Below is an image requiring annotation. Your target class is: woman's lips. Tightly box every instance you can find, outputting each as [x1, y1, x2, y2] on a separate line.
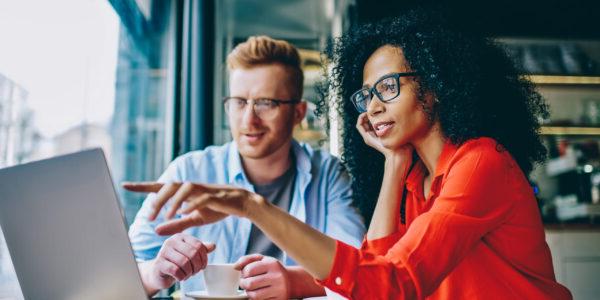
[373, 121, 395, 137]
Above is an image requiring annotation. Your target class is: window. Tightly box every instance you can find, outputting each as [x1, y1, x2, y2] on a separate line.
[0, 1, 176, 298]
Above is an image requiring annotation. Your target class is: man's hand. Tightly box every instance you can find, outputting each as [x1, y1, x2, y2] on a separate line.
[142, 233, 215, 294]
[234, 254, 290, 300]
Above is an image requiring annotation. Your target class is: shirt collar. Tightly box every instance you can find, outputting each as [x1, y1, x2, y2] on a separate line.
[227, 139, 312, 184]
[404, 140, 458, 195]
[227, 142, 245, 184]
[433, 140, 459, 178]
[404, 160, 423, 194]
[291, 140, 312, 176]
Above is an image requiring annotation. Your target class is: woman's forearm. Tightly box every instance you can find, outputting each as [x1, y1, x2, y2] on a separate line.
[367, 156, 410, 240]
[246, 198, 337, 280]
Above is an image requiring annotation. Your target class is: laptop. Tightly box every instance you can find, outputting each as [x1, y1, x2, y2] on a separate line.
[0, 149, 148, 300]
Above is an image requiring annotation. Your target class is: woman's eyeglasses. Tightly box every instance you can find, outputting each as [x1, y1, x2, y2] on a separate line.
[350, 72, 418, 113]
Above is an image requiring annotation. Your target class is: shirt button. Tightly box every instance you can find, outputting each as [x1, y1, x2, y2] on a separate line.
[335, 277, 342, 285]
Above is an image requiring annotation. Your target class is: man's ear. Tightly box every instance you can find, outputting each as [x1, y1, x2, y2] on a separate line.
[293, 101, 308, 125]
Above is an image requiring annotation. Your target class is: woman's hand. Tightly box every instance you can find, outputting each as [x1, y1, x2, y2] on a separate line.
[357, 113, 416, 240]
[356, 112, 390, 155]
[356, 112, 414, 166]
[122, 182, 265, 235]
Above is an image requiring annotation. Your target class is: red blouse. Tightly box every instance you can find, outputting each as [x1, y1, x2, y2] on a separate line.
[318, 138, 572, 299]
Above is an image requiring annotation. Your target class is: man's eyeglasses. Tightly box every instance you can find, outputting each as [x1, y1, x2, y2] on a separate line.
[223, 97, 300, 121]
[350, 72, 418, 113]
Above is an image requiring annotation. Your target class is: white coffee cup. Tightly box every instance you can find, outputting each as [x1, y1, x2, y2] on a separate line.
[203, 264, 241, 296]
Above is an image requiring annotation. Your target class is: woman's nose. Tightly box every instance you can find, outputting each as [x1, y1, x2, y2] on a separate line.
[367, 94, 385, 116]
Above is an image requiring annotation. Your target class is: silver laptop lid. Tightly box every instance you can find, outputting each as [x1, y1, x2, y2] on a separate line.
[0, 149, 147, 300]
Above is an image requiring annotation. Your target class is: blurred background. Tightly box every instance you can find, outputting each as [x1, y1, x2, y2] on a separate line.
[1, 0, 600, 299]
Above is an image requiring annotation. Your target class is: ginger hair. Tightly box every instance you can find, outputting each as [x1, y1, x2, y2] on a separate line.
[227, 36, 304, 98]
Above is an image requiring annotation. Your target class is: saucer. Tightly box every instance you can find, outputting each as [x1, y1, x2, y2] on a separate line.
[185, 290, 248, 300]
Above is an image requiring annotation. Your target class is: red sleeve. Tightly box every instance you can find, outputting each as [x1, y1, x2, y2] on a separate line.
[317, 240, 418, 299]
[317, 142, 518, 299]
[361, 231, 404, 255]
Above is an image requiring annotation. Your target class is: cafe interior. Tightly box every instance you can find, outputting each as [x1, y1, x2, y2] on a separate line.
[1, 0, 600, 299]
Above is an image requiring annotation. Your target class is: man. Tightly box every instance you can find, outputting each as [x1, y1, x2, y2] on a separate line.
[127, 36, 365, 299]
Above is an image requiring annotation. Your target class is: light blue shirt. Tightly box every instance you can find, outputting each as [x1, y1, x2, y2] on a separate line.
[128, 140, 366, 293]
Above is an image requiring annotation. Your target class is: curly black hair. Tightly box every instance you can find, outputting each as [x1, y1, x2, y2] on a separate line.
[317, 7, 549, 224]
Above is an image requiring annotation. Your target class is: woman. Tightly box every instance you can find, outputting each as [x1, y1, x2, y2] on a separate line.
[125, 8, 572, 299]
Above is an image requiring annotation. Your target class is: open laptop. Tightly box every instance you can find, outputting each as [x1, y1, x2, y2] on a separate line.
[0, 149, 148, 300]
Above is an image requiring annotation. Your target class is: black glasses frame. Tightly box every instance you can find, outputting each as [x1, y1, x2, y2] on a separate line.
[350, 72, 418, 113]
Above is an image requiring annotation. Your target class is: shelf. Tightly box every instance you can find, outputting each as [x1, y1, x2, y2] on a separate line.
[528, 75, 600, 85]
[545, 223, 600, 231]
[541, 126, 600, 136]
[293, 128, 326, 141]
[298, 49, 323, 65]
